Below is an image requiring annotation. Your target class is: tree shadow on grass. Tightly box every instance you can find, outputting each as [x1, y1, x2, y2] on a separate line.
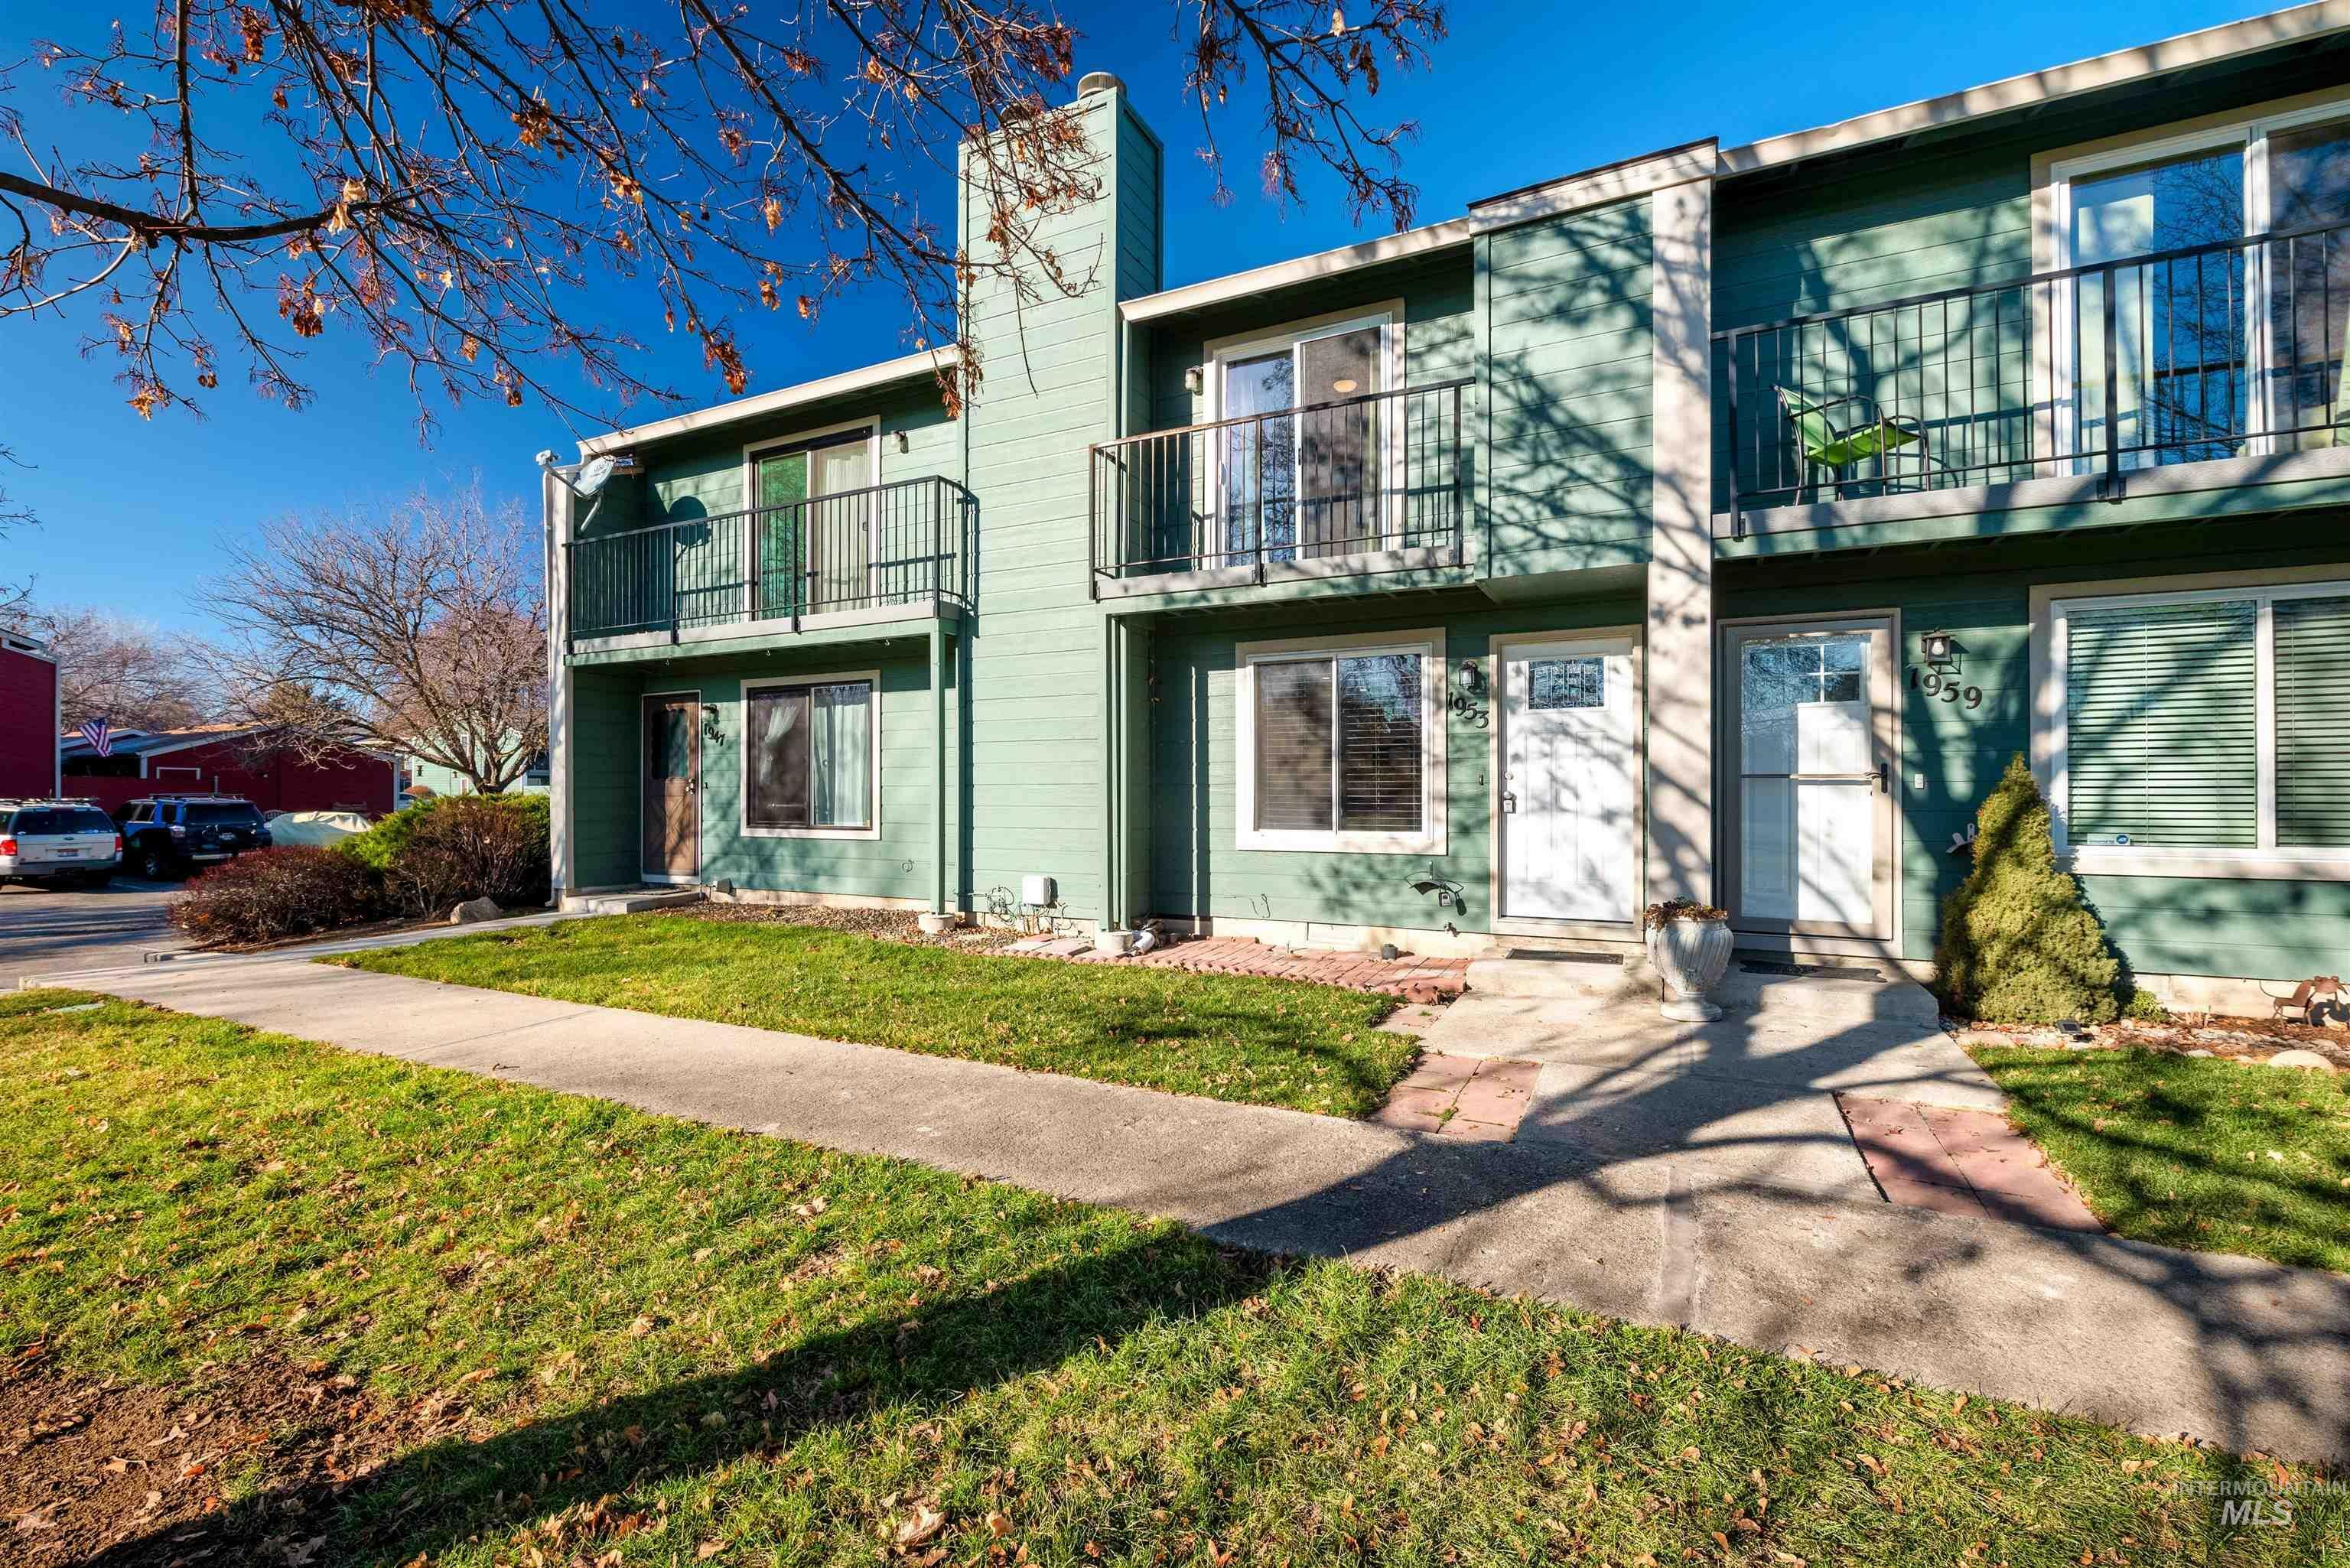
[83, 1238, 1274, 1568]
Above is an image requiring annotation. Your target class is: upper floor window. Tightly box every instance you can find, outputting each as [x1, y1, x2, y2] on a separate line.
[2052, 100, 2350, 467]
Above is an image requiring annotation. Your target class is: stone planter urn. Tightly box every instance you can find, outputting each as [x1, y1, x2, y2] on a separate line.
[1645, 901, 1733, 1022]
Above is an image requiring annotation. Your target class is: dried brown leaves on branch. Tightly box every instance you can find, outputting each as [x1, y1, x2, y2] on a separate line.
[0, 2, 1445, 435]
[207, 490, 548, 794]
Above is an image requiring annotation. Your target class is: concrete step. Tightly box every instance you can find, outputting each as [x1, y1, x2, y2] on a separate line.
[560, 886, 708, 916]
[1466, 947, 1655, 1001]
[1725, 962, 1943, 1028]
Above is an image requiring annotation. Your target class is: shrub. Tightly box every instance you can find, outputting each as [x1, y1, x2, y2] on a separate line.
[365, 794, 552, 917]
[1934, 754, 2123, 1025]
[169, 847, 382, 945]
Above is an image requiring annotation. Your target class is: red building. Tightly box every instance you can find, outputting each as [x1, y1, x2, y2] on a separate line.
[59, 724, 399, 816]
[0, 632, 60, 799]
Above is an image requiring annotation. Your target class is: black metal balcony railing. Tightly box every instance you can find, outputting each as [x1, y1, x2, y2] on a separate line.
[1716, 216, 2350, 514]
[566, 476, 976, 642]
[1089, 379, 1470, 590]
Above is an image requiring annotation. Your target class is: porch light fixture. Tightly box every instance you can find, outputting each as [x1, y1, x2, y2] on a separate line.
[894, 430, 910, 454]
[1455, 659, 1484, 697]
[1183, 364, 1205, 395]
[1920, 630, 1959, 671]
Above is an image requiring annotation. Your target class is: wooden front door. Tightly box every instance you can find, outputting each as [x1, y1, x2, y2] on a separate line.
[640, 694, 701, 881]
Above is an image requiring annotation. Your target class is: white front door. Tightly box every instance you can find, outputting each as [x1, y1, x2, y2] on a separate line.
[1498, 636, 1638, 923]
[1725, 620, 1897, 939]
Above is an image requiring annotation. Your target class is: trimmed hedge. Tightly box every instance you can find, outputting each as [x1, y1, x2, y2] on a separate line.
[1934, 754, 2123, 1025]
[168, 847, 382, 945]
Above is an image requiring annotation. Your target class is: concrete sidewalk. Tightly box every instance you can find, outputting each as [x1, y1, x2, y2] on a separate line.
[42, 955, 2350, 1465]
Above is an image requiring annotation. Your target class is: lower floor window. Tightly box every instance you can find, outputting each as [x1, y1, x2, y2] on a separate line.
[2058, 582, 2350, 853]
[747, 678, 874, 831]
[1241, 637, 1440, 851]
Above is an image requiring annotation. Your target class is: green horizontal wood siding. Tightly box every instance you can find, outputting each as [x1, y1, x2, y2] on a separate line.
[1480, 197, 1653, 580]
[1147, 595, 1642, 936]
[694, 656, 936, 901]
[1720, 512, 2350, 980]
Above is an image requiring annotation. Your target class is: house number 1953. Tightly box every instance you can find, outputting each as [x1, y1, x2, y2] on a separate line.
[1909, 667, 1983, 709]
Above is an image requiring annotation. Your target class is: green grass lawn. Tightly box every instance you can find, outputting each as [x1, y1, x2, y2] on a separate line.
[330, 914, 1416, 1117]
[2, 990, 2343, 1566]
[1969, 1043, 2350, 1273]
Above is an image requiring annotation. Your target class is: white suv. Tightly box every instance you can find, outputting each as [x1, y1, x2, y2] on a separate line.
[0, 800, 124, 889]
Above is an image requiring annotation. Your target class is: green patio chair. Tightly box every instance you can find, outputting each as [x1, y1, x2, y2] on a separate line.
[1776, 385, 1928, 498]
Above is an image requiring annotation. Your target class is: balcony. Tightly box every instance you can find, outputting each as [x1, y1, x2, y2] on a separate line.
[566, 475, 975, 646]
[1714, 218, 2350, 533]
[1089, 379, 1471, 598]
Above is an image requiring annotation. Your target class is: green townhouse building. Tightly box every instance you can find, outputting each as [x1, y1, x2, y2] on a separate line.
[544, 3, 2350, 1012]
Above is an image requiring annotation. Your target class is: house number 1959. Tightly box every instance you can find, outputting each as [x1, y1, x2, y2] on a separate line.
[1909, 667, 1983, 709]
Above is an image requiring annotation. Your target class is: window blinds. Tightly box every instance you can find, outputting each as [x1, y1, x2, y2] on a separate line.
[2065, 599, 2257, 846]
[1254, 659, 1333, 831]
[2277, 595, 2350, 847]
[1252, 652, 1424, 836]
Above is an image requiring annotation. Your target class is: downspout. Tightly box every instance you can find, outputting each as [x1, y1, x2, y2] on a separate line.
[930, 619, 947, 916]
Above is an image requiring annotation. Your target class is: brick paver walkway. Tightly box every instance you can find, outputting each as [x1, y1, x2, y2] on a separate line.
[1007, 933, 1471, 1003]
[1372, 1052, 1541, 1140]
[1837, 1093, 2104, 1234]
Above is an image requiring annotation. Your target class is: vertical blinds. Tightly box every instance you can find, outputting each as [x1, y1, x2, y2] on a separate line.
[2277, 596, 2350, 847]
[2065, 599, 2257, 846]
[1253, 652, 1424, 835]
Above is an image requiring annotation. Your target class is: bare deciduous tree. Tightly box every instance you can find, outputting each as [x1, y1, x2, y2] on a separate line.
[1, 2, 1445, 434]
[209, 489, 548, 794]
[21, 604, 216, 730]
[0, 443, 34, 620]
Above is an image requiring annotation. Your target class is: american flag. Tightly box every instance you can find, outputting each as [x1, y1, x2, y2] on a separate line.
[77, 717, 112, 758]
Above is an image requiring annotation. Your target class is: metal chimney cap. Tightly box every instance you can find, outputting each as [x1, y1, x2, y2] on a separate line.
[1076, 70, 1126, 96]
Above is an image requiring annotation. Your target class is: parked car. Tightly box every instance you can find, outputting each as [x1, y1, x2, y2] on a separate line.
[0, 799, 124, 888]
[112, 795, 275, 881]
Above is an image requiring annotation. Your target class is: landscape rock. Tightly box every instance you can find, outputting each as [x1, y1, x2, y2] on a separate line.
[448, 896, 502, 926]
[2266, 1048, 2335, 1071]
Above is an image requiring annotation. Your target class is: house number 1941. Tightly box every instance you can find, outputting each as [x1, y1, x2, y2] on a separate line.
[1908, 667, 1984, 709]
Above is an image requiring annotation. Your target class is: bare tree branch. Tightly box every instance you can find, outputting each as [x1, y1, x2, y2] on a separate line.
[16, 603, 218, 730]
[204, 488, 548, 793]
[0, 2, 1446, 434]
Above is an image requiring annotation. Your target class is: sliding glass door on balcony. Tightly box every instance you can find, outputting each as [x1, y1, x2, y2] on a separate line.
[753, 428, 872, 619]
[2059, 112, 2350, 471]
[1717, 105, 2350, 511]
[2066, 147, 2250, 470]
[1215, 318, 1395, 565]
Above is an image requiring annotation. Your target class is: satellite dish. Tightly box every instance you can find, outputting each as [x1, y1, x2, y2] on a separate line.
[573, 455, 617, 497]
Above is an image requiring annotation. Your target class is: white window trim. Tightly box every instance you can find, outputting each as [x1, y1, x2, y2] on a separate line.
[1235, 627, 1446, 856]
[1204, 301, 1408, 558]
[739, 417, 884, 616]
[740, 669, 884, 841]
[2036, 89, 2350, 467]
[2031, 569, 2350, 880]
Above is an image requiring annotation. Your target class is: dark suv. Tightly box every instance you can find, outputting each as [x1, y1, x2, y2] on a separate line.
[113, 796, 275, 881]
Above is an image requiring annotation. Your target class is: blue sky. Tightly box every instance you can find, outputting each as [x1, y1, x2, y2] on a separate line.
[0, 0, 2273, 633]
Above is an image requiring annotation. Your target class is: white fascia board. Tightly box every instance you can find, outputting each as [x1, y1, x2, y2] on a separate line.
[1468, 141, 1719, 233]
[2, 632, 55, 661]
[1118, 218, 1476, 325]
[578, 347, 958, 457]
[1720, 1, 2350, 174]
